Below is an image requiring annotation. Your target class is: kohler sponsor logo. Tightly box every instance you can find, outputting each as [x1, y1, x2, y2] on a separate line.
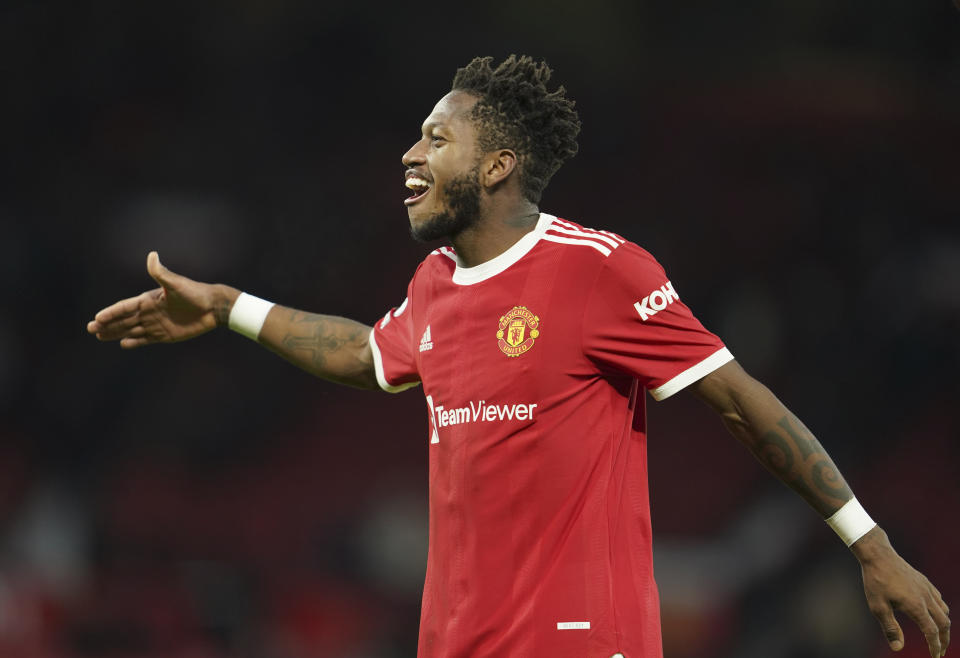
[634, 281, 679, 321]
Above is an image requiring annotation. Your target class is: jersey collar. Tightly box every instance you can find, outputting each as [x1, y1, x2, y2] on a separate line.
[451, 213, 555, 286]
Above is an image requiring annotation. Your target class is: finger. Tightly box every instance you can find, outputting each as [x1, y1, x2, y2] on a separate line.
[98, 325, 147, 344]
[929, 585, 950, 653]
[928, 597, 951, 657]
[146, 251, 165, 287]
[930, 584, 950, 617]
[874, 604, 905, 651]
[147, 251, 186, 290]
[93, 295, 144, 326]
[904, 605, 942, 658]
[92, 313, 144, 341]
[119, 335, 152, 349]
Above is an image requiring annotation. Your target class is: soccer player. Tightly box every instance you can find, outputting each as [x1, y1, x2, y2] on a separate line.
[87, 56, 950, 658]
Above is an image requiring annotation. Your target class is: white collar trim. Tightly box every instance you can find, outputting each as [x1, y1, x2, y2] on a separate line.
[450, 213, 555, 286]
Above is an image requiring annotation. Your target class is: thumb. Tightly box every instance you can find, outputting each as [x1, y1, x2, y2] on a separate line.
[877, 607, 905, 651]
[146, 251, 174, 289]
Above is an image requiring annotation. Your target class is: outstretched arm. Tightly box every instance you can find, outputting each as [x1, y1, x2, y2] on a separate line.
[689, 360, 950, 657]
[87, 252, 379, 390]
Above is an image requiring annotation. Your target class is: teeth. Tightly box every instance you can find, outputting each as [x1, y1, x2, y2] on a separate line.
[405, 176, 431, 191]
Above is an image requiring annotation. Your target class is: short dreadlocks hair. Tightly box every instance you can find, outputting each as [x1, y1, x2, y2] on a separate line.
[451, 55, 581, 204]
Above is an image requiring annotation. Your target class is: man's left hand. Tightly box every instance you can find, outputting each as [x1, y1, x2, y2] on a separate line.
[852, 526, 950, 657]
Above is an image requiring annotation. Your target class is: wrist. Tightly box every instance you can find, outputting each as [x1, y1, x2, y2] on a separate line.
[212, 285, 241, 327]
[227, 291, 275, 340]
[849, 525, 892, 565]
[825, 496, 877, 547]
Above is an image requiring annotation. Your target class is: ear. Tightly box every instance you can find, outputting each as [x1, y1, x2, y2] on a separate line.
[480, 149, 518, 189]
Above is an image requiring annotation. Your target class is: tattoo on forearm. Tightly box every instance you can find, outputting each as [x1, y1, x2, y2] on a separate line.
[756, 414, 850, 511]
[280, 310, 363, 371]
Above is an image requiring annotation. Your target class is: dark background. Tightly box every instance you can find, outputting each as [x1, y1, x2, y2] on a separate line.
[1, 1, 958, 656]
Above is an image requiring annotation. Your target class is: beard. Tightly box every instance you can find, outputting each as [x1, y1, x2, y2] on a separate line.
[409, 166, 482, 243]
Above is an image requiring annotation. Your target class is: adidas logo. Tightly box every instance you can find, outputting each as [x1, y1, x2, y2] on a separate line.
[419, 325, 434, 352]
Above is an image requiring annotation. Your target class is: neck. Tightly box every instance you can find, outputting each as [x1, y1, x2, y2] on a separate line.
[450, 201, 540, 268]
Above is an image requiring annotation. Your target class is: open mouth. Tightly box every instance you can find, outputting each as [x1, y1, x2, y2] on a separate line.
[404, 175, 432, 205]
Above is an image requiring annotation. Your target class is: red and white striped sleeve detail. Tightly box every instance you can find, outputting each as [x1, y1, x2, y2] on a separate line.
[542, 218, 625, 257]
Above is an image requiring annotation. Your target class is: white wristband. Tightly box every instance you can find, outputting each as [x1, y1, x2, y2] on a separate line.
[825, 497, 877, 546]
[228, 292, 275, 341]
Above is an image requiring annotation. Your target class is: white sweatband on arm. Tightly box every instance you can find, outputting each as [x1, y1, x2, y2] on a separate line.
[825, 497, 877, 546]
[228, 292, 275, 341]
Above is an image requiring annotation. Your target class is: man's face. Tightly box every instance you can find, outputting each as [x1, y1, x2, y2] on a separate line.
[402, 91, 484, 242]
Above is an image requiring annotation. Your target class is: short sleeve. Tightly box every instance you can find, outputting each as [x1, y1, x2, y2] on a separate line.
[582, 243, 733, 400]
[369, 281, 421, 393]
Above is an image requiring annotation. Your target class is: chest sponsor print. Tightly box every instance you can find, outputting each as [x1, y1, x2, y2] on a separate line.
[497, 306, 540, 357]
[427, 396, 539, 444]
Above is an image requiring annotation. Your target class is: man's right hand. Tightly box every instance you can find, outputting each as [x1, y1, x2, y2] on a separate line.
[87, 251, 239, 349]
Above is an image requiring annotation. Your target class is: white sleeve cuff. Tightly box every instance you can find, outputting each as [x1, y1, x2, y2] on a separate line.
[368, 329, 420, 393]
[650, 347, 734, 401]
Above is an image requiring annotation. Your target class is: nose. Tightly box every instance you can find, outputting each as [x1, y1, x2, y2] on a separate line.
[402, 138, 427, 168]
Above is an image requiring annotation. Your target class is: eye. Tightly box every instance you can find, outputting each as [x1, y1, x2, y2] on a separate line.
[430, 134, 446, 145]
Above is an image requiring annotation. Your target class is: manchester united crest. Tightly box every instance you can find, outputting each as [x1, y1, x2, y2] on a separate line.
[497, 306, 540, 357]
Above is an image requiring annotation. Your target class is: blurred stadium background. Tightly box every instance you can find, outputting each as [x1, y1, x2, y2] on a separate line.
[1, 1, 958, 656]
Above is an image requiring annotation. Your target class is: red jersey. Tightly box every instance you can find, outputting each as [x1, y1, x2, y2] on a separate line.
[369, 214, 732, 658]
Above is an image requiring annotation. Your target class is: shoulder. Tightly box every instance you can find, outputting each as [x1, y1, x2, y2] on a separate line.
[540, 215, 628, 259]
[539, 215, 664, 279]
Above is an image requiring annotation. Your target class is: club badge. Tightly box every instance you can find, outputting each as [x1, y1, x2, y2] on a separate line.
[497, 306, 540, 357]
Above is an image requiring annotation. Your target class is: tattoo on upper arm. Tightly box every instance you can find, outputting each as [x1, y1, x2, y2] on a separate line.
[757, 414, 849, 508]
[280, 310, 363, 371]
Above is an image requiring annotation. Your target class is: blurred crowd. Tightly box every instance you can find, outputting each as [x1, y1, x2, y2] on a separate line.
[2, 1, 958, 656]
